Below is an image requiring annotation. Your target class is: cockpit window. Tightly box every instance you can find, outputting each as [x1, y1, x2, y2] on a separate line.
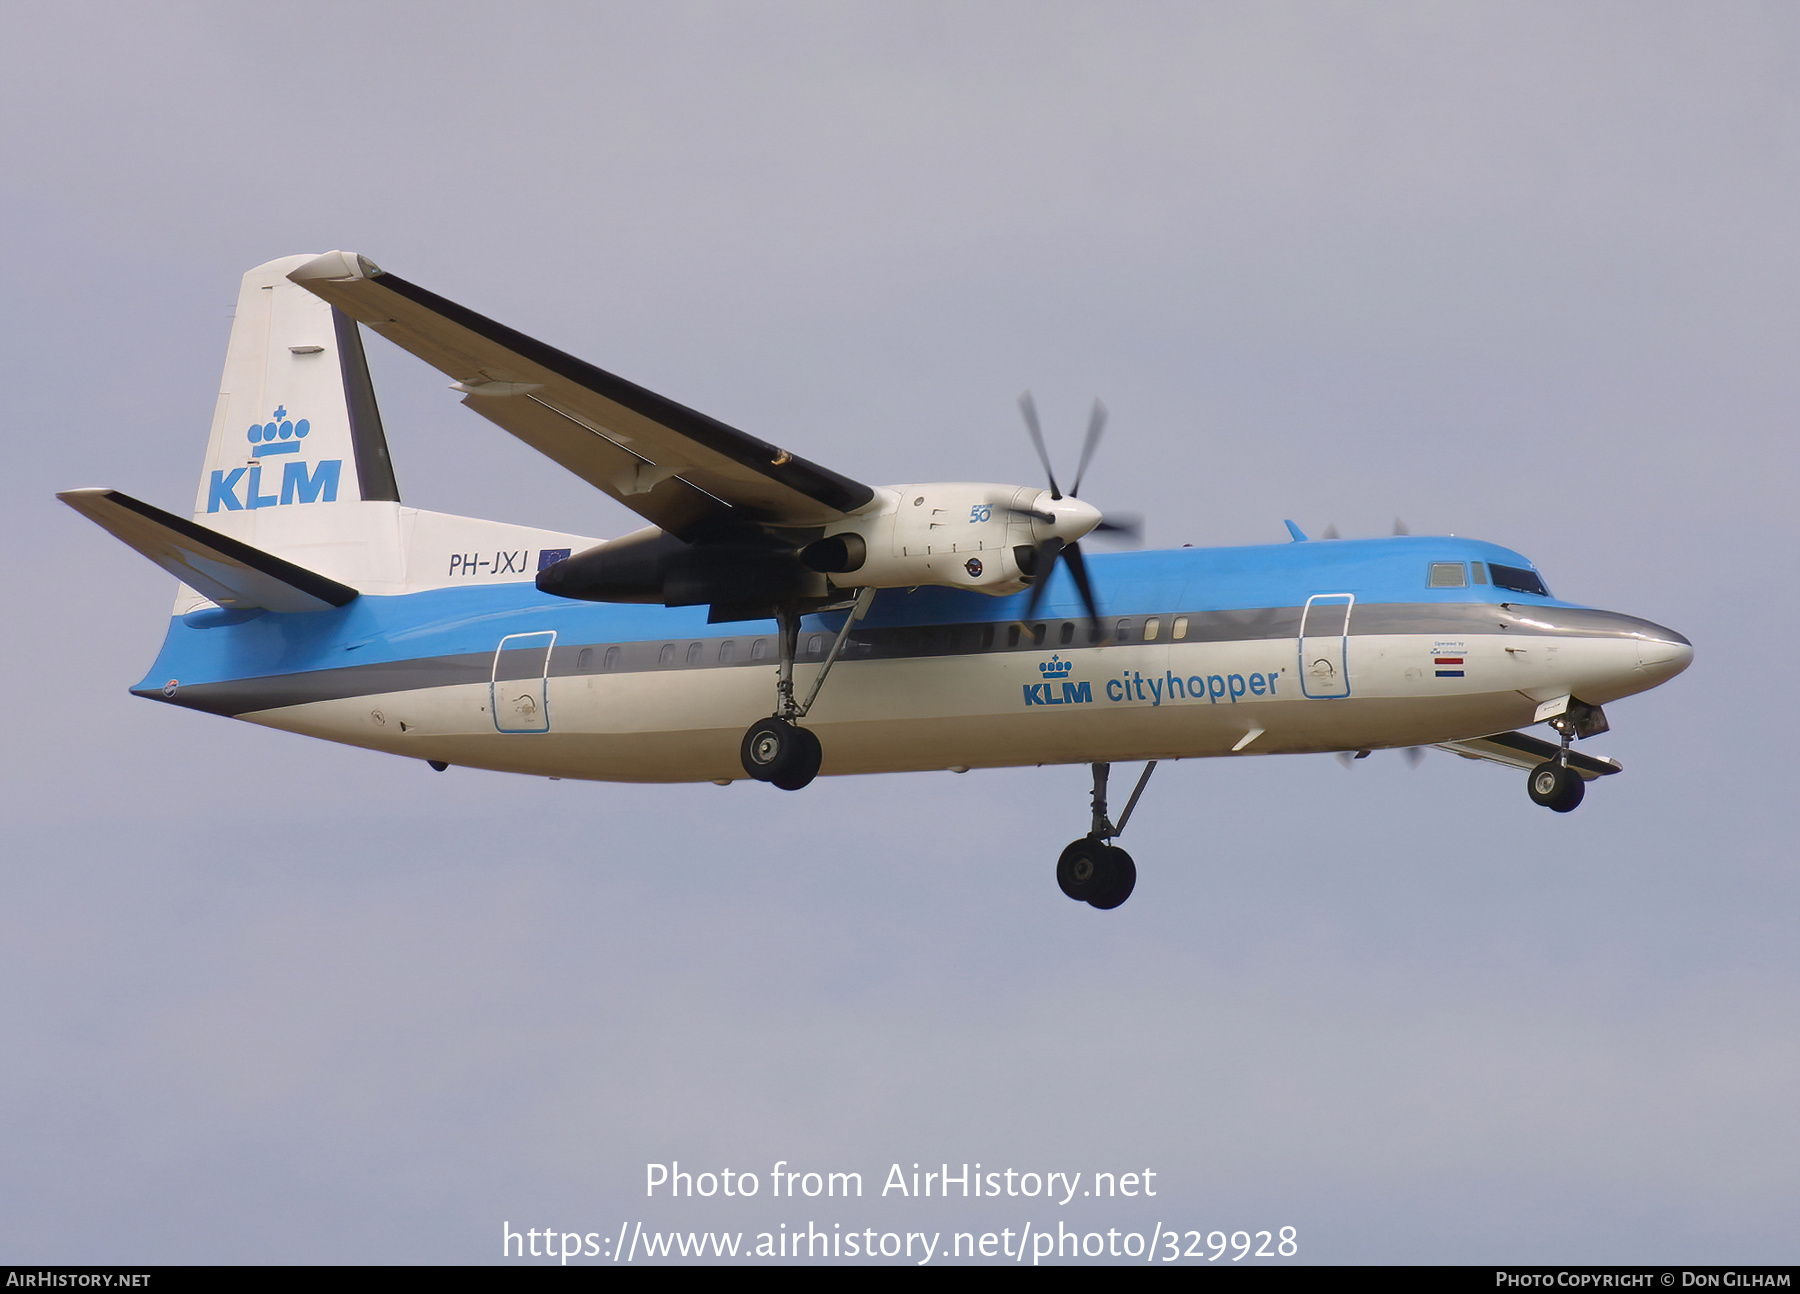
[1428, 562, 1468, 588]
[1490, 563, 1549, 597]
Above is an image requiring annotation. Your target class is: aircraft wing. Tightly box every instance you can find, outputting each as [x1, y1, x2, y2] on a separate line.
[1434, 730, 1622, 781]
[288, 252, 874, 541]
[58, 489, 358, 614]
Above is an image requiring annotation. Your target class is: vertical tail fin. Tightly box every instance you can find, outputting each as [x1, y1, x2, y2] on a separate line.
[193, 255, 404, 592]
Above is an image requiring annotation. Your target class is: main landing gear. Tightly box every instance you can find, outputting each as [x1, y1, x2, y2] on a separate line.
[1056, 760, 1157, 910]
[741, 715, 822, 791]
[738, 592, 872, 792]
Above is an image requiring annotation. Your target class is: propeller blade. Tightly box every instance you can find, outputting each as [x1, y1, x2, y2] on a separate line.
[1092, 514, 1142, 541]
[1321, 522, 1341, 540]
[1018, 535, 1065, 624]
[1016, 391, 1061, 500]
[1393, 517, 1410, 536]
[1003, 505, 1139, 542]
[1070, 398, 1108, 498]
[1402, 746, 1426, 768]
[1061, 540, 1103, 631]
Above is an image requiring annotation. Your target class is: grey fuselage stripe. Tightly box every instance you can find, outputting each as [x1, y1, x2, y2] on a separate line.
[142, 600, 1676, 717]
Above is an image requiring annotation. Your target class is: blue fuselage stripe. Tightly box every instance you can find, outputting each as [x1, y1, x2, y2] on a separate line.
[137, 536, 1569, 695]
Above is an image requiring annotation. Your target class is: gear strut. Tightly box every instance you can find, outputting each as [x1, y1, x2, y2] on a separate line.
[1088, 759, 1157, 841]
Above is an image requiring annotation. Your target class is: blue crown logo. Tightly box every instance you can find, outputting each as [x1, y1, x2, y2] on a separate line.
[1039, 654, 1072, 679]
[247, 406, 310, 457]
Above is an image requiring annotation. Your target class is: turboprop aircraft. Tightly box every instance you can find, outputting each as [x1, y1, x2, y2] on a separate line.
[60, 253, 1693, 910]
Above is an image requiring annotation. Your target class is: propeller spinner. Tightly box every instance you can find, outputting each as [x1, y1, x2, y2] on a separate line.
[1012, 392, 1138, 631]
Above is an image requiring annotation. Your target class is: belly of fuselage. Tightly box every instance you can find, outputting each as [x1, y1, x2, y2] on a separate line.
[232, 628, 1649, 783]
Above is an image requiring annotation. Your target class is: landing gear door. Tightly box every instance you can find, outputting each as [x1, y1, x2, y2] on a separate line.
[492, 630, 555, 733]
[1298, 594, 1353, 699]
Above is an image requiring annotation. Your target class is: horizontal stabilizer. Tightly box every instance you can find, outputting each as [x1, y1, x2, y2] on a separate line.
[1434, 729, 1622, 781]
[58, 489, 358, 614]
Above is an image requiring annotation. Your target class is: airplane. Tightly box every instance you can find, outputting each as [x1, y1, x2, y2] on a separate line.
[60, 252, 1694, 911]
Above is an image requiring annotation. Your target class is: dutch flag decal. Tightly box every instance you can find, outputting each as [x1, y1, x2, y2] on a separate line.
[1435, 656, 1465, 678]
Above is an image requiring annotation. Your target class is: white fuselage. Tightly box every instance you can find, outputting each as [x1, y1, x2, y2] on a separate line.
[234, 624, 1675, 784]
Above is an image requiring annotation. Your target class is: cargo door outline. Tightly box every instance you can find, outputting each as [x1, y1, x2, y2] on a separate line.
[491, 630, 555, 733]
[1298, 594, 1353, 699]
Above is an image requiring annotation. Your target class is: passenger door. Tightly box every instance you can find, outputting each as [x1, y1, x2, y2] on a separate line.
[1298, 594, 1353, 699]
[491, 631, 556, 733]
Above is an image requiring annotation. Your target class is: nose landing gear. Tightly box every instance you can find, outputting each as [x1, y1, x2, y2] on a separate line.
[1056, 760, 1156, 910]
[1526, 700, 1605, 812]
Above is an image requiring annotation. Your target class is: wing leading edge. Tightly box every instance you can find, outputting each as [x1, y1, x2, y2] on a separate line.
[288, 252, 873, 541]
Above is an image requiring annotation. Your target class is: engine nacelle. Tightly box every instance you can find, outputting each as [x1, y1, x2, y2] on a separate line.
[538, 525, 828, 610]
[803, 483, 1097, 595]
[535, 483, 1105, 616]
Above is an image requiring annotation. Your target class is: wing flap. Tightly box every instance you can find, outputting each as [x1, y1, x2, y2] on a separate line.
[1434, 729, 1622, 781]
[288, 252, 874, 529]
[58, 489, 358, 614]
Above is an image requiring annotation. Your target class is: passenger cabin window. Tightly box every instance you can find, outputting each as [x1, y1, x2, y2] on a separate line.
[603, 646, 620, 670]
[719, 640, 736, 663]
[658, 643, 676, 665]
[686, 641, 703, 665]
[1429, 562, 1468, 588]
[1115, 619, 1133, 642]
[1007, 625, 1021, 647]
[577, 647, 594, 672]
[1470, 562, 1488, 585]
[1058, 622, 1074, 646]
[806, 634, 825, 656]
[1172, 616, 1189, 641]
[1489, 563, 1550, 597]
[1030, 624, 1047, 647]
[1144, 617, 1161, 641]
[980, 624, 996, 650]
[751, 639, 767, 660]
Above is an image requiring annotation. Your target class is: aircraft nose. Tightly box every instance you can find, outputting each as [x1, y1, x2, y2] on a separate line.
[1637, 623, 1693, 680]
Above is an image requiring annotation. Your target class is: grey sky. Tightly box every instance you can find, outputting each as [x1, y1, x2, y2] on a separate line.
[2, 1, 1795, 1263]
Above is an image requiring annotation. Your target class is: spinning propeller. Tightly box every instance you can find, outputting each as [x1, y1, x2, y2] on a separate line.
[1336, 747, 1428, 769]
[1012, 391, 1140, 631]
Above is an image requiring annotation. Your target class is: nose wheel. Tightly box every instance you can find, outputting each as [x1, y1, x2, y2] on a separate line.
[1527, 759, 1585, 812]
[1526, 709, 1591, 812]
